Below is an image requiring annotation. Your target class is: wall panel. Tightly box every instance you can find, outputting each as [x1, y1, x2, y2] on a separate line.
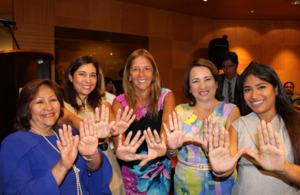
[284, 21, 300, 45]
[212, 20, 238, 45]
[172, 40, 193, 69]
[148, 8, 172, 39]
[172, 12, 193, 42]
[121, 2, 148, 36]
[237, 20, 261, 45]
[55, 0, 92, 29]
[90, 0, 121, 33]
[149, 37, 172, 68]
[193, 17, 213, 48]
[14, 0, 54, 25]
[14, 23, 54, 55]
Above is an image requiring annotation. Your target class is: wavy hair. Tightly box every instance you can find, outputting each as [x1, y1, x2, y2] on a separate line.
[62, 56, 104, 113]
[14, 79, 64, 131]
[239, 64, 300, 172]
[123, 49, 161, 119]
[182, 58, 223, 106]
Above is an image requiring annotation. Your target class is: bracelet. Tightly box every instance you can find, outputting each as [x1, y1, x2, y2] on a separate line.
[212, 170, 226, 177]
[82, 149, 98, 162]
[168, 148, 178, 155]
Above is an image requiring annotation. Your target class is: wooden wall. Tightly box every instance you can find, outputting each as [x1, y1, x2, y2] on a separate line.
[13, 0, 300, 105]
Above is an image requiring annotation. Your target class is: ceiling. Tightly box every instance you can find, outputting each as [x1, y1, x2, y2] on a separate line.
[1, 0, 299, 20]
[118, 0, 300, 20]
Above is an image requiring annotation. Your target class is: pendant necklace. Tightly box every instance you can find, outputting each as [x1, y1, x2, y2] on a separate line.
[138, 99, 149, 115]
[31, 127, 83, 195]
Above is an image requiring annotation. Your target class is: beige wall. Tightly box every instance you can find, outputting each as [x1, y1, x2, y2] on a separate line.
[13, 0, 300, 105]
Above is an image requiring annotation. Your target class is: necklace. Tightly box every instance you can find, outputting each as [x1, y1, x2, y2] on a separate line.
[31, 127, 83, 195]
[137, 99, 149, 115]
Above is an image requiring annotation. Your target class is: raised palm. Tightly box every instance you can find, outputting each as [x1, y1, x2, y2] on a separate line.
[245, 120, 286, 173]
[90, 105, 115, 139]
[78, 119, 99, 157]
[209, 128, 244, 173]
[116, 131, 147, 162]
[111, 106, 136, 136]
[140, 128, 167, 167]
[57, 125, 79, 170]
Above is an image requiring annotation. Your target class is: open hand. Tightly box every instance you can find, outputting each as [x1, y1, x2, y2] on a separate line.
[244, 120, 286, 173]
[78, 119, 99, 157]
[90, 104, 115, 139]
[116, 131, 147, 162]
[57, 125, 79, 170]
[209, 127, 244, 173]
[111, 106, 136, 136]
[140, 128, 167, 167]
[164, 111, 194, 150]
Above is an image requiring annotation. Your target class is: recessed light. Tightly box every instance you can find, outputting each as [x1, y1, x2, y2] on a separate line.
[110, 53, 113, 55]
[292, 0, 300, 4]
[203, 0, 207, 1]
[251, 10, 255, 13]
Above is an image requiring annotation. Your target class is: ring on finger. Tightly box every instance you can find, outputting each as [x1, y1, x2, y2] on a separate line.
[170, 129, 174, 133]
[265, 142, 270, 145]
[213, 146, 219, 149]
[95, 120, 99, 123]
[63, 145, 67, 147]
[156, 140, 161, 144]
[124, 143, 128, 147]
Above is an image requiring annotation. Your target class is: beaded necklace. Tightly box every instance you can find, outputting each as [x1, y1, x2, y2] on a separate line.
[31, 127, 83, 195]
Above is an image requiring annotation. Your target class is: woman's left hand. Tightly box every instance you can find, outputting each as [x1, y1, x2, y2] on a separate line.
[111, 106, 136, 136]
[245, 120, 286, 173]
[78, 119, 99, 157]
[91, 104, 115, 139]
[140, 128, 167, 167]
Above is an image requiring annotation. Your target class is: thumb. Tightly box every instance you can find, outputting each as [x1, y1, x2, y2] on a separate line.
[244, 148, 260, 162]
[232, 148, 245, 162]
[139, 158, 150, 167]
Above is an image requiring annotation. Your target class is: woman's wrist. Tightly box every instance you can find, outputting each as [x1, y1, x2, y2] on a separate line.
[212, 170, 227, 177]
[82, 149, 99, 161]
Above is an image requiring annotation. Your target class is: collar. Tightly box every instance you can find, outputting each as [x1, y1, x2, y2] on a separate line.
[224, 73, 237, 84]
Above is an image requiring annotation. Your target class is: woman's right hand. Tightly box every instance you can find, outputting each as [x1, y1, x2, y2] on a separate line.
[90, 104, 115, 139]
[208, 127, 244, 173]
[164, 111, 194, 149]
[111, 106, 136, 136]
[115, 131, 147, 162]
[56, 125, 79, 170]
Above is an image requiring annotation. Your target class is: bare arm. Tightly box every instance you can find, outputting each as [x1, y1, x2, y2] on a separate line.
[57, 107, 82, 131]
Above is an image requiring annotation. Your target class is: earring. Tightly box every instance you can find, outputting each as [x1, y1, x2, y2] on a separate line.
[189, 90, 191, 93]
[129, 78, 132, 81]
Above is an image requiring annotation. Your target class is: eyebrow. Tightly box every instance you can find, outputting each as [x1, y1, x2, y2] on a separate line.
[244, 82, 267, 88]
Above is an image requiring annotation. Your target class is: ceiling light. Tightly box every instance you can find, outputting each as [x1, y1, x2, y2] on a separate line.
[203, 0, 207, 2]
[251, 10, 255, 13]
[110, 53, 113, 55]
[292, 0, 300, 4]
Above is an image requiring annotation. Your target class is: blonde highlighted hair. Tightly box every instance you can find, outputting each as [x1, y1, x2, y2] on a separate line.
[123, 49, 161, 119]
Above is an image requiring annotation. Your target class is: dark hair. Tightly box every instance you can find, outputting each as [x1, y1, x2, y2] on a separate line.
[62, 56, 104, 113]
[123, 49, 161, 119]
[183, 58, 224, 106]
[119, 68, 124, 78]
[221, 51, 239, 68]
[239, 64, 300, 168]
[284, 81, 294, 88]
[14, 79, 64, 131]
[104, 77, 113, 86]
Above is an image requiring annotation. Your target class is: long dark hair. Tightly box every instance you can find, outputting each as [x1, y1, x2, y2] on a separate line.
[62, 56, 104, 113]
[182, 58, 223, 106]
[14, 79, 64, 131]
[239, 64, 300, 167]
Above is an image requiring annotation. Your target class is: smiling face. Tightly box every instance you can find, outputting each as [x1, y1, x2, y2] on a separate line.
[222, 59, 237, 81]
[243, 74, 277, 120]
[189, 66, 217, 103]
[129, 56, 154, 92]
[29, 85, 61, 132]
[69, 63, 97, 100]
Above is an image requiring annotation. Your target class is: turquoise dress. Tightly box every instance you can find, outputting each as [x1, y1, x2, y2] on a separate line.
[174, 102, 237, 195]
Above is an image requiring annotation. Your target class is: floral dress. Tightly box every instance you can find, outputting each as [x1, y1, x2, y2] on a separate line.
[115, 88, 172, 195]
[174, 102, 237, 195]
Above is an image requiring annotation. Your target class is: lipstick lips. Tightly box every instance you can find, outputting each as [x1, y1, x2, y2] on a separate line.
[199, 90, 209, 96]
[251, 100, 263, 107]
[42, 112, 55, 117]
